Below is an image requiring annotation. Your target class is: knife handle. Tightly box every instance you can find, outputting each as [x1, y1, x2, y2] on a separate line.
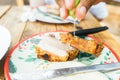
[70, 26, 108, 35]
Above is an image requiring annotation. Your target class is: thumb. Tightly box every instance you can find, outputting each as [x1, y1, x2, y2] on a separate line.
[76, 0, 95, 20]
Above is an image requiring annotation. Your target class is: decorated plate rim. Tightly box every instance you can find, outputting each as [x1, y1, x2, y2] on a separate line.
[4, 30, 120, 80]
[34, 8, 70, 24]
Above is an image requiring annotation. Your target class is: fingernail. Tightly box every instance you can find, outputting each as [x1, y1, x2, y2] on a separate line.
[60, 8, 64, 18]
[79, 6, 86, 15]
[60, 8, 68, 19]
[77, 6, 86, 20]
[65, 0, 74, 9]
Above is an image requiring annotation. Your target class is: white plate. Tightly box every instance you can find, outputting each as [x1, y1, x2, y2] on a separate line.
[33, 7, 72, 24]
[4, 31, 120, 80]
[0, 25, 11, 60]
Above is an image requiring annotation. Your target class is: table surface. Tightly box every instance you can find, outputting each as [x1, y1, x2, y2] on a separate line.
[0, 5, 120, 80]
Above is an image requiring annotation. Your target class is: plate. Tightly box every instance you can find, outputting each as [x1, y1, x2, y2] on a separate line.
[33, 7, 71, 24]
[0, 25, 11, 60]
[4, 31, 120, 80]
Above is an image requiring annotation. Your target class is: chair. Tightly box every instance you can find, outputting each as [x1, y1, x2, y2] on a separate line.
[16, 0, 24, 7]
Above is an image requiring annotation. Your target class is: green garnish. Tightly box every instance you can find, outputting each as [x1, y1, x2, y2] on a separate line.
[68, 0, 80, 18]
[75, 0, 80, 8]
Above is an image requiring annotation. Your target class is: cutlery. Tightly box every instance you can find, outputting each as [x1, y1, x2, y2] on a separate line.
[36, 8, 80, 24]
[70, 26, 108, 35]
[16, 62, 120, 80]
[36, 8, 108, 35]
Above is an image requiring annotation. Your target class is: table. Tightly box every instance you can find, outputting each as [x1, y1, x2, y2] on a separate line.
[16, 0, 24, 7]
[0, 5, 120, 80]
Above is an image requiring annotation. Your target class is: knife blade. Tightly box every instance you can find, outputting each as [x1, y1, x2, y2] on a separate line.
[16, 62, 120, 80]
[70, 26, 108, 36]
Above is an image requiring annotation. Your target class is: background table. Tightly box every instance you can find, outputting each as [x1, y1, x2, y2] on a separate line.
[0, 6, 120, 80]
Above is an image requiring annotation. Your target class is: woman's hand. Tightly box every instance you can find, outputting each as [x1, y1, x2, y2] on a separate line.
[56, 0, 111, 20]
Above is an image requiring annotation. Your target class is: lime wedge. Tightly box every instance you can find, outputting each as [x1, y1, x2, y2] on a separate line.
[68, 0, 80, 18]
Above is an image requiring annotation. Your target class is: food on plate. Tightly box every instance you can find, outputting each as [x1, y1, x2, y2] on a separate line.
[35, 32, 104, 62]
[60, 33, 104, 57]
[35, 35, 79, 62]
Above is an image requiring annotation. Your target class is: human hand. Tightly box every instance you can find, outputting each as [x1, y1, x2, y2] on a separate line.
[56, 0, 111, 20]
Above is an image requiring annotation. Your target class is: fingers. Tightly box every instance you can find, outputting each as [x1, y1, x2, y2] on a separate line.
[60, 7, 68, 19]
[60, 0, 75, 19]
[76, 0, 95, 20]
[76, 6, 86, 20]
[59, 0, 104, 20]
[65, 0, 75, 10]
[56, 0, 68, 19]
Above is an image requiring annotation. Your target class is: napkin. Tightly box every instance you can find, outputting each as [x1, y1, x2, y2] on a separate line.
[0, 25, 11, 60]
[20, 6, 36, 22]
[89, 2, 108, 20]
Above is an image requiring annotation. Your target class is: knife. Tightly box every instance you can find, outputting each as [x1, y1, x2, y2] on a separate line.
[70, 26, 108, 36]
[36, 8, 108, 35]
[16, 62, 120, 80]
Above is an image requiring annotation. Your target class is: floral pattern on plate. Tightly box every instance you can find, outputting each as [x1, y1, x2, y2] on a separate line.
[4, 31, 120, 80]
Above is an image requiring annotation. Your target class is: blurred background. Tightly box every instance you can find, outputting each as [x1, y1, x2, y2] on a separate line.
[0, 0, 120, 43]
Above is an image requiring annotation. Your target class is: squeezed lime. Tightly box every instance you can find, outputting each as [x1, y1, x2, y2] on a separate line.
[68, 0, 80, 18]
